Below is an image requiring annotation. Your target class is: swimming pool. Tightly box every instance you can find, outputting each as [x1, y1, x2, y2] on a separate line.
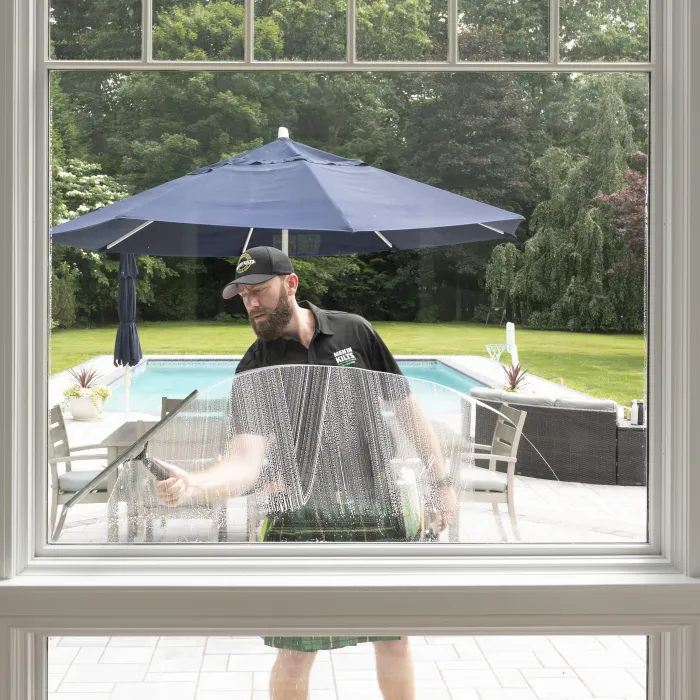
[105, 359, 484, 413]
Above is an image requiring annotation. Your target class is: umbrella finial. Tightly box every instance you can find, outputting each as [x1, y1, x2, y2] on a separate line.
[278, 126, 290, 139]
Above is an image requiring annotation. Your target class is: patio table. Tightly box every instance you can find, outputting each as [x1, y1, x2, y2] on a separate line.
[101, 419, 158, 542]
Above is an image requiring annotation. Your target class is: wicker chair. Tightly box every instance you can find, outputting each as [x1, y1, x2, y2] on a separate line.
[471, 389, 619, 485]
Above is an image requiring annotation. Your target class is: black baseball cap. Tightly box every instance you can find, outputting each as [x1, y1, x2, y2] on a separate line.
[222, 246, 295, 299]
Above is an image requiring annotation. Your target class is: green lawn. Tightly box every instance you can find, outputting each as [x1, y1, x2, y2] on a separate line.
[50, 321, 646, 406]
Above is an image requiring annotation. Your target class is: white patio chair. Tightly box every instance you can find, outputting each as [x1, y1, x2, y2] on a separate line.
[460, 403, 527, 518]
[48, 404, 112, 541]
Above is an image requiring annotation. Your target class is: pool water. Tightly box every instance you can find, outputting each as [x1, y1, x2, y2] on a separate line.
[105, 359, 483, 414]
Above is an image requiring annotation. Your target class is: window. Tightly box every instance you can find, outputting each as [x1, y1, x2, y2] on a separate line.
[47, 67, 650, 547]
[1, 0, 699, 698]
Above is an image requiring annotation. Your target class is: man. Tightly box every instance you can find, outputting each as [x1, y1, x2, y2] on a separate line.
[155, 246, 457, 700]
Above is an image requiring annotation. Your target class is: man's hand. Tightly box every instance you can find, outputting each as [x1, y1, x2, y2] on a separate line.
[153, 459, 193, 507]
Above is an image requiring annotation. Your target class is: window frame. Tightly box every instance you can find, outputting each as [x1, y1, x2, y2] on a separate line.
[1, 0, 700, 695]
[29, 0, 663, 565]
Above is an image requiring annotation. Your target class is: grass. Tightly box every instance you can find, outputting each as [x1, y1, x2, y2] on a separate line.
[50, 321, 646, 406]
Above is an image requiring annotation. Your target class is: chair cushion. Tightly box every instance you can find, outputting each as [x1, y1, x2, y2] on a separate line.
[58, 469, 108, 493]
[460, 465, 508, 493]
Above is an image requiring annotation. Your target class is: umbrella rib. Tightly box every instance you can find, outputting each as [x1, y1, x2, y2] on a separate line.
[479, 223, 505, 235]
[106, 220, 155, 249]
[242, 227, 254, 252]
[301, 161, 355, 232]
[374, 231, 393, 249]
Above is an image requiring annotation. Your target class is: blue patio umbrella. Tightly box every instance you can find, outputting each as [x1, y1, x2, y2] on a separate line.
[114, 253, 143, 416]
[114, 253, 143, 367]
[51, 129, 524, 257]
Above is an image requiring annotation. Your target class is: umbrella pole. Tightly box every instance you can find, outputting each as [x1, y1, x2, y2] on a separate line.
[281, 229, 288, 255]
[124, 366, 131, 419]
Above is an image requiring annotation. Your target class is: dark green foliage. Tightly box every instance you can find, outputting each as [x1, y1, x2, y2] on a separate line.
[49, 0, 649, 332]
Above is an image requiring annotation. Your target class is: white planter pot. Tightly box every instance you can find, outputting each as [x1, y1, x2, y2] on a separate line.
[68, 396, 102, 421]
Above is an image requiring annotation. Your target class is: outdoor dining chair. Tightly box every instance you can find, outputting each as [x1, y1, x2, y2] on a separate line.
[459, 403, 528, 518]
[48, 404, 112, 541]
[133, 397, 229, 542]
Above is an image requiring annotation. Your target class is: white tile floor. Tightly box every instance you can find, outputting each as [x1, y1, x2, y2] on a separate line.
[48, 635, 647, 700]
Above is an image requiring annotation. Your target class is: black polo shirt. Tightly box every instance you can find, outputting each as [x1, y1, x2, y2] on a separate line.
[230, 302, 409, 512]
[235, 301, 403, 376]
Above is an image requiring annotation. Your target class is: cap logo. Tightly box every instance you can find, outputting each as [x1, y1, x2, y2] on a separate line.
[236, 253, 256, 274]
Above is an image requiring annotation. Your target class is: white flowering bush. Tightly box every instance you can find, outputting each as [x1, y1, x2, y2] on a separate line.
[53, 159, 130, 226]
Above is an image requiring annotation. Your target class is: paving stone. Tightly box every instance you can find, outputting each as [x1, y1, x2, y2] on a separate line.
[111, 681, 197, 700]
[525, 676, 593, 698]
[56, 684, 115, 693]
[149, 646, 203, 673]
[441, 668, 500, 689]
[101, 646, 153, 664]
[57, 637, 110, 648]
[197, 671, 253, 692]
[62, 663, 149, 683]
[480, 651, 543, 669]
[574, 667, 645, 697]
[108, 637, 159, 647]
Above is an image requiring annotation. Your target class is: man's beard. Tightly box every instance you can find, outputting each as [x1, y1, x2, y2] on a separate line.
[248, 287, 293, 341]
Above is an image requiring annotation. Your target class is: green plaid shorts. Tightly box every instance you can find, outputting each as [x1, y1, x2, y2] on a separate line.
[261, 505, 403, 651]
[260, 503, 406, 543]
[263, 635, 401, 652]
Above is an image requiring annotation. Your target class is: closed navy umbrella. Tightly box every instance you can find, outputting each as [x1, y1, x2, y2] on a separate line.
[114, 253, 143, 416]
[51, 129, 524, 257]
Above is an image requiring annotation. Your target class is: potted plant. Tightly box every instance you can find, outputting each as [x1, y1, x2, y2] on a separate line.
[502, 364, 530, 392]
[63, 366, 112, 420]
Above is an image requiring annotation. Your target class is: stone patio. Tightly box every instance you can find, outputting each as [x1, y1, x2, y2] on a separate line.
[48, 634, 647, 699]
[51, 404, 646, 545]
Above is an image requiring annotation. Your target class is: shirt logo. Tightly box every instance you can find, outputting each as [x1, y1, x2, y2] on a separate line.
[236, 253, 256, 274]
[334, 347, 356, 366]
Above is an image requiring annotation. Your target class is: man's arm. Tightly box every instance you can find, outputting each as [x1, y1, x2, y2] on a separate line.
[155, 433, 265, 506]
[366, 323, 456, 529]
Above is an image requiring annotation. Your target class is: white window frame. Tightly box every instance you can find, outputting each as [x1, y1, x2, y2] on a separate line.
[1, 0, 700, 696]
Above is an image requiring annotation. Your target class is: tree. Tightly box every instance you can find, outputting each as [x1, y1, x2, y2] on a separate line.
[594, 153, 647, 332]
[51, 159, 130, 327]
[459, 0, 549, 62]
[560, 0, 649, 62]
[50, 0, 141, 60]
[485, 242, 521, 321]
[396, 43, 537, 322]
[51, 159, 181, 327]
[500, 75, 642, 332]
[595, 153, 647, 280]
[47, 0, 651, 328]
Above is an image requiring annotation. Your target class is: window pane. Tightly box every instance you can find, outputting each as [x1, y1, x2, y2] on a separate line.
[153, 0, 245, 62]
[560, 0, 650, 62]
[459, 0, 549, 62]
[49, 0, 142, 61]
[49, 634, 648, 697]
[49, 71, 648, 547]
[356, 0, 448, 62]
[254, 0, 347, 61]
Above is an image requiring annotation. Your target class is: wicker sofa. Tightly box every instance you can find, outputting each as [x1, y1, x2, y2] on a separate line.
[469, 388, 645, 486]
